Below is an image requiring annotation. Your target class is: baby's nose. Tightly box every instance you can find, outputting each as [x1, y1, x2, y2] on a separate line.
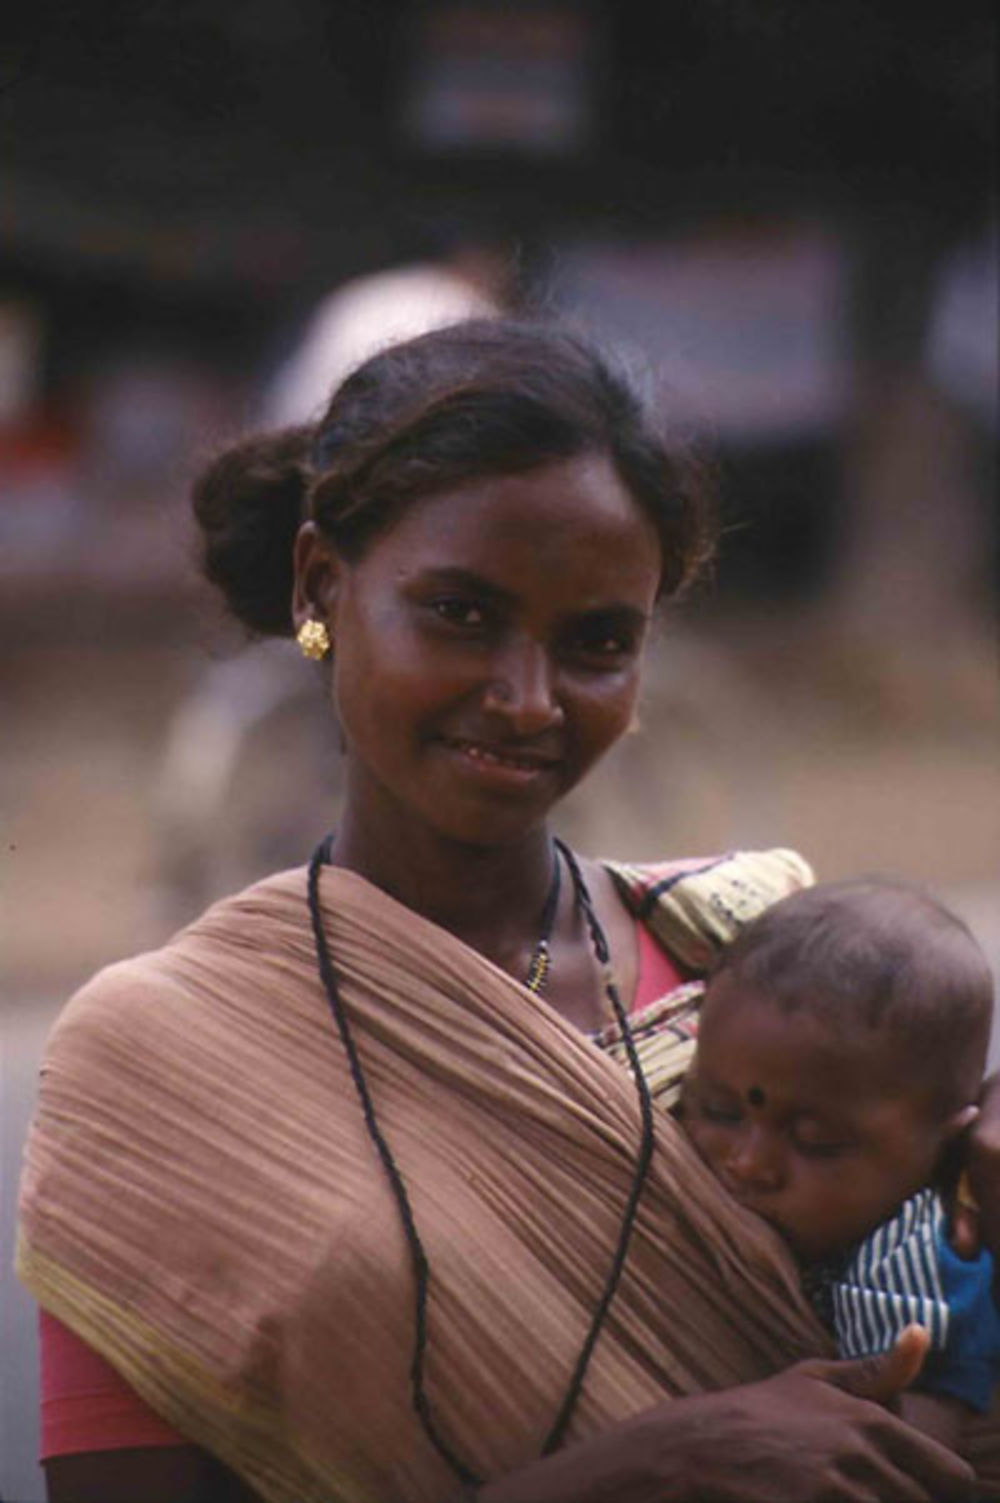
[725, 1128, 784, 1192]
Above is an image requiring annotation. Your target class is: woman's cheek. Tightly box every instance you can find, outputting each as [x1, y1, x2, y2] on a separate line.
[578, 674, 641, 758]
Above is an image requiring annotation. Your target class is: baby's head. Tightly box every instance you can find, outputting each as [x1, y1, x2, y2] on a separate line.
[682, 879, 993, 1262]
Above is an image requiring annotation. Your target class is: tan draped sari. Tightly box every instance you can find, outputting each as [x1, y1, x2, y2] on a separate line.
[17, 849, 1000, 1501]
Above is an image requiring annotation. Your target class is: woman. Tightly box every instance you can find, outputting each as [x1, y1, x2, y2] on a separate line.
[17, 319, 996, 1501]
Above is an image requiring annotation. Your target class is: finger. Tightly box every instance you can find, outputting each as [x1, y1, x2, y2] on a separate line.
[847, 1476, 934, 1503]
[840, 1434, 971, 1503]
[949, 1201, 981, 1260]
[949, 1170, 982, 1259]
[878, 1422, 979, 1502]
[956, 1170, 981, 1213]
[816, 1325, 930, 1404]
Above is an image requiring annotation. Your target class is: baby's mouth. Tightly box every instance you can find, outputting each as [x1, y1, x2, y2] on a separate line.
[723, 1186, 786, 1233]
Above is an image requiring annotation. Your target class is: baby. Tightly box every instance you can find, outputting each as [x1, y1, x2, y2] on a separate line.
[680, 877, 1000, 1445]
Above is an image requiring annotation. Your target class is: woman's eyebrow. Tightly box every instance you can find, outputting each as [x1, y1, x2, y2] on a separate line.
[572, 603, 651, 630]
[412, 568, 650, 627]
[412, 566, 513, 603]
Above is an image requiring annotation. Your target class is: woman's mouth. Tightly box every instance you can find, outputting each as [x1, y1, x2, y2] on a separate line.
[440, 736, 559, 780]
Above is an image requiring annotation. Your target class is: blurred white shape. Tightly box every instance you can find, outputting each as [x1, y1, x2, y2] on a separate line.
[926, 224, 999, 428]
[264, 261, 499, 425]
[400, 4, 594, 155]
[155, 640, 310, 827]
[556, 224, 849, 443]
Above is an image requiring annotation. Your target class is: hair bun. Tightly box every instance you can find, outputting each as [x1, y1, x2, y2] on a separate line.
[191, 425, 313, 636]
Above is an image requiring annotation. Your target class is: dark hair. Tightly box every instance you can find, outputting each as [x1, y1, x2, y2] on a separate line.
[192, 317, 716, 636]
[707, 879, 994, 1118]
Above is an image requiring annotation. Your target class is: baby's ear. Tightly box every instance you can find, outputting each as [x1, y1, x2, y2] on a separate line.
[942, 1102, 980, 1142]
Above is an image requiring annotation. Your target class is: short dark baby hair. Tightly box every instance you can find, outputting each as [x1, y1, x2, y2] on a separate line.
[708, 879, 994, 1118]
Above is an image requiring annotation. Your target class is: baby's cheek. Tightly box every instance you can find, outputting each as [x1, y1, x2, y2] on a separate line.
[785, 1173, 860, 1253]
[684, 1120, 724, 1172]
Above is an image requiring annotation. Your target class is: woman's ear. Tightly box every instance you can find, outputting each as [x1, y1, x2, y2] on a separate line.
[292, 521, 342, 631]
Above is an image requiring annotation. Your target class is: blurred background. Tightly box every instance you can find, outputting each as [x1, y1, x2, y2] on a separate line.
[1, 3, 997, 1498]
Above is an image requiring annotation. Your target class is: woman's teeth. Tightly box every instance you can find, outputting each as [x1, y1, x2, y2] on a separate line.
[449, 739, 547, 771]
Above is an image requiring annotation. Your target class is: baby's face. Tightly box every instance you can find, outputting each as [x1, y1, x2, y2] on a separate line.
[682, 975, 949, 1262]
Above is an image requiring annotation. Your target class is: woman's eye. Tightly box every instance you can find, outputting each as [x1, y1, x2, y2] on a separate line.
[431, 598, 487, 628]
[587, 635, 629, 657]
[570, 622, 638, 661]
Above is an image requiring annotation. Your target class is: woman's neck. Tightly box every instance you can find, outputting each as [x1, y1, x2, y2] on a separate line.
[325, 804, 639, 1029]
[327, 809, 558, 971]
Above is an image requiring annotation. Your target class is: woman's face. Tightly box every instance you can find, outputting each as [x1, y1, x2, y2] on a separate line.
[298, 453, 662, 851]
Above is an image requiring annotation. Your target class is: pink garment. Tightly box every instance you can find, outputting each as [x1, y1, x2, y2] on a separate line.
[38, 1308, 183, 1457]
[633, 917, 684, 1010]
[38, 920, 686, 1458]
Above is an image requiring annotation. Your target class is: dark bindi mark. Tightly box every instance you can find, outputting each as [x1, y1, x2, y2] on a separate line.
[747, 1085, 766, 1107]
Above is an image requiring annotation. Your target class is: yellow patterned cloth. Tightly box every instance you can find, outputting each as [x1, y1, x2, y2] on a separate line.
[599, 846, 814, 1110]
[17, 849, 1000, 1499]
[594, 981, 704, 1111]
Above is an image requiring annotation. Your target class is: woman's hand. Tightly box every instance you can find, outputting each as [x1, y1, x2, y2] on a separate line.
[951, 1070, 1000, 1260]
[478, 1327, 977, 1503]
[657, 1327, 975, 1503]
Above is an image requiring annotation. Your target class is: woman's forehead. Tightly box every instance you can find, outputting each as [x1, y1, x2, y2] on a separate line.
[403, 454, 641, 528]
[365, 456, 662, 591]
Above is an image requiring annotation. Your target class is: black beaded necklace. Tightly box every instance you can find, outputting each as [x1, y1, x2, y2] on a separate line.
[306, 834, 654, 1489]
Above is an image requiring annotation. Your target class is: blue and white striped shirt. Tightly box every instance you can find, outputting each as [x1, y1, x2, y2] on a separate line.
[828, 1187, 1000, 1411]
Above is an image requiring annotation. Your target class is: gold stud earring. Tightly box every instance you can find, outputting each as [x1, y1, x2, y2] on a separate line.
[297, 618, 332, 661]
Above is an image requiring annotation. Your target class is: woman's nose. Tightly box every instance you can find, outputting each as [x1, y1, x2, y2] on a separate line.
[482, 640, 564, 734]
[724, 1128, 784, 1192]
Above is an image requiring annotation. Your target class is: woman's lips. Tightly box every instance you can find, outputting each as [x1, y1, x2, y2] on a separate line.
[441, 736, 559, 778]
